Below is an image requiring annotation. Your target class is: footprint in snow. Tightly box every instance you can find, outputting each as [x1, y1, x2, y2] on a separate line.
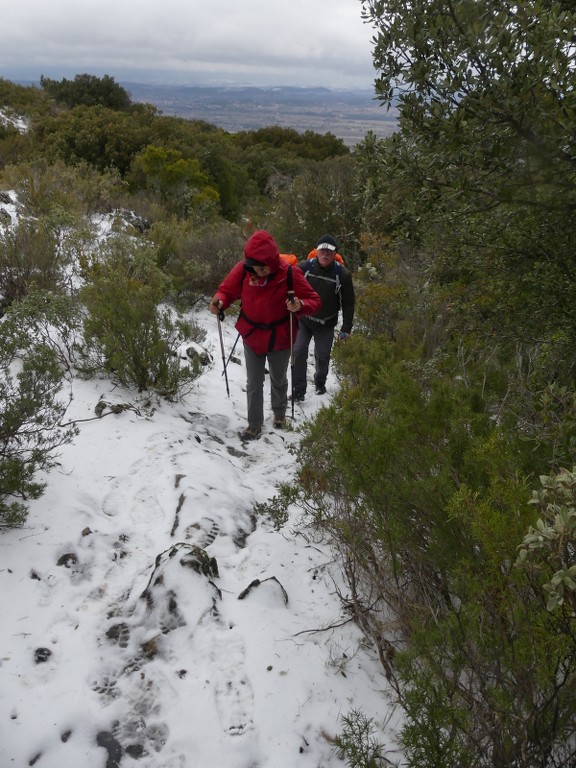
[194, 615, 254, 736]
[101, 476, 126, 518]
[209, 624, 255, 736]
[101, 477, 166, 523]
[131, 484, 167, 523]
[183, 516, 220, 548]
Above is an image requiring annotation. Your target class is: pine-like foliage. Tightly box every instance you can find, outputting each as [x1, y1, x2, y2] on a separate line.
[0, 296, 78, 527]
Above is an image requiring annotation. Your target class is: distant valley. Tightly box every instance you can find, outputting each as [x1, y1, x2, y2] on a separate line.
[121, 83, 398, 147]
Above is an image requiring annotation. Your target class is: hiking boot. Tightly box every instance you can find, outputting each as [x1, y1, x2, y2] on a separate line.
[315, 385, 326, 395]
[291, 392, 305, 402]
[239, 426, 261, 441]
[273, 418, 286, 430]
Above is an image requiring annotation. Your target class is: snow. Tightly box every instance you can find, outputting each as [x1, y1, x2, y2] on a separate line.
[0, 189, 18, 229]
[0, 296, 402, 767]
[0, 108, 29, 135]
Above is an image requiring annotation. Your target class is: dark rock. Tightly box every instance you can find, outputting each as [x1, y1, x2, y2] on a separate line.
[180, 546, 219, 578]
[183, 343, 212, 366]
[117, 209, 149, 233]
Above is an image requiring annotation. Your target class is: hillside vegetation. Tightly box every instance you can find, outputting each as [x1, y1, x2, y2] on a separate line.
[3, 2, 576, 759]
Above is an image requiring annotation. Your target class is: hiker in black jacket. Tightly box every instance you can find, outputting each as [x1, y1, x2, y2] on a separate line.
[292, 234, 355, 400]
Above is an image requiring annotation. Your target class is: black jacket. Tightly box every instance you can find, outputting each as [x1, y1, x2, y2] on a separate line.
[297, 258, 355, 334]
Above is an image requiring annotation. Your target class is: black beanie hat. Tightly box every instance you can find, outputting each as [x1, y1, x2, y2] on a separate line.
[316, 234, 338, 251]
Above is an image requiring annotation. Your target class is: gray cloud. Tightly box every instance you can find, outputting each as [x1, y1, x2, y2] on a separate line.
[0, 0, 378, 89]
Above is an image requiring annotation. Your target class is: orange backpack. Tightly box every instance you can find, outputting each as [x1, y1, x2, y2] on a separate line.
[280, 251, 345, 266]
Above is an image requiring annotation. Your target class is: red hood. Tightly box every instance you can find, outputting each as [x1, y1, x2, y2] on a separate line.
[244, 230, 281, 271]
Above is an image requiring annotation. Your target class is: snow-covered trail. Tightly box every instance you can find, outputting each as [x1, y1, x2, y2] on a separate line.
[0, 308, 400, 768]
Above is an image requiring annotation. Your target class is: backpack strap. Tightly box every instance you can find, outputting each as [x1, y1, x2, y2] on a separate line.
[303, 258, 341, 293]
[301, 259, 314, 278]
[334, 262, 341, 294]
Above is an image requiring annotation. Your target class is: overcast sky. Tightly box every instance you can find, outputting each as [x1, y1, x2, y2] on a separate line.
[0, 0, 379, 90]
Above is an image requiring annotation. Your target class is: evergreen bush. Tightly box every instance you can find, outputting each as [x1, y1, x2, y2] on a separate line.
[0, 215, 72, 311]
[148, 219, 244, 302]
[79, 235, 201, 396]
[335, 709, 390, 767]
[0, 302, 78, 528]
[3, 289, 83, 372]
[290, 335, 576, 767]
[2, 159, 125, 216]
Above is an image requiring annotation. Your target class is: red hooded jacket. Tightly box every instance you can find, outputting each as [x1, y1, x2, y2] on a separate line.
[214, 231, 322, 355]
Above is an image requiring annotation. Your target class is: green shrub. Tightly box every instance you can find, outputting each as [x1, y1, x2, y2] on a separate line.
[290, 334, 576, 767]
[129, 144, 220, 219]
[3, 289, 83, 371]
[267, 155, 362, 258]
[0, 303, 78, 528]
[253, 482, 300, 531]
[40, 74, 131, 111]
[80, 235, 201, 396]
[518, 466, 576, 612]
[335, 709, 390, 768]
[147, 219, 243, 302]
[1, 159, 125, 217]
[0, 215, 72, 311]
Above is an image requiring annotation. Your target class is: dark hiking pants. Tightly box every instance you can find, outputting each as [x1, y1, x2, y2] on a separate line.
[293, 320, 335, 396]
[243, 343, 290, 429]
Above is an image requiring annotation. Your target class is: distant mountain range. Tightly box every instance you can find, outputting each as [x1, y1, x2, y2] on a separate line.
[121, 83, 398, 147]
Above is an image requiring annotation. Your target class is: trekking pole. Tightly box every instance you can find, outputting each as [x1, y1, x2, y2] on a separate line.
[288, 291, 295, 420]
[216, 309, 230, 398]
[223, 331, 241, 371]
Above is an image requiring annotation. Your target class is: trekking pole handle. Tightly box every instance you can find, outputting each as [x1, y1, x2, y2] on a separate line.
[287, 291, 301, 311]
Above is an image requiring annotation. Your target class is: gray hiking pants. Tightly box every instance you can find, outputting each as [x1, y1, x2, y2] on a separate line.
[243, 343, 290, 429]
[293, 319, 335, 395]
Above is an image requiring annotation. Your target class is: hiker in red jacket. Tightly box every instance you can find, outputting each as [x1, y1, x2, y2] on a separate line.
[209, 230, 321, 441]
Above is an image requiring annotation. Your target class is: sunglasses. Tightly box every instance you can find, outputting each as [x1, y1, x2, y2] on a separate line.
[244, 262, 266, 273]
